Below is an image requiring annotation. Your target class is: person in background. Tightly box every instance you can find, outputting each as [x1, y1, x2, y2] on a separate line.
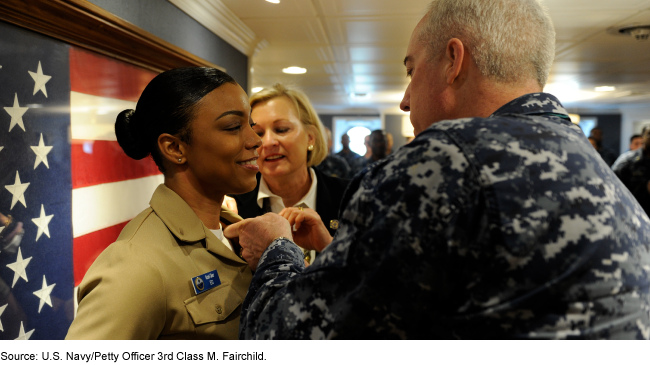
[612, 133, 644, 170]
[362, 135, 372, 159]
[385, 132, 394, 155]
[630, 134, 643, 151]
[614, 126, 650, 215]
[227, 0, 650, 339]
[589, 127, 617, 166]
[231, 84, 349, 264]
[588, 136, 598, 150]
[355, 129, 388, 171]
[315, 127, 352, 179]
[336, 133, 362, 167]
[67, 67, 259, 339]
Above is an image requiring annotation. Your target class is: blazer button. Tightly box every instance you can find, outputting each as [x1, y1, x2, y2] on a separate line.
[215, 305, 223, 314]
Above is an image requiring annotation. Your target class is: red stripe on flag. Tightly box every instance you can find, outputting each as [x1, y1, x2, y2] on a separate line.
[71, 140, 161, 189]
[73, 221, 129, 286]
[70, 47, 157, 102]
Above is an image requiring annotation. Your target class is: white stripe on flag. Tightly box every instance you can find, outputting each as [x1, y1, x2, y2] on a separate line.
[71, 91, 136, 141]
[72, 175, 164, 238]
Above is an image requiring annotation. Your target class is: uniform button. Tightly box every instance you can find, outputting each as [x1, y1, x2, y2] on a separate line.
[215, 305, 223, 314]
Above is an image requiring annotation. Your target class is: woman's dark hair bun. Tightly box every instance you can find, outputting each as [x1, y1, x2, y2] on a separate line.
[115, 109, 149, 160]
[114, 67, 236, 172]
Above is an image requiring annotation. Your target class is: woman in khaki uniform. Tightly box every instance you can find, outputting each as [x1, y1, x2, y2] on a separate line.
[66, 68, 262, 339]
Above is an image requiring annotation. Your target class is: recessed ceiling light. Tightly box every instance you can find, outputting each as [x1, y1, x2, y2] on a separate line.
[350, 93, 368, 98]
[282, 66, 307, 74]
[595, 86, 616, 92]
[252, 87, 264, 93]
[266, 0, 280, 4]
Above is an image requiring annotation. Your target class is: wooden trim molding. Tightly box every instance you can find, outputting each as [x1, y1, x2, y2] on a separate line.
[0, 0, 225, 73]
[168, 0, 268, 57]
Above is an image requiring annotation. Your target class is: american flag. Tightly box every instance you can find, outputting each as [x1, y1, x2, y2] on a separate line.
[0, 20, 161, 340]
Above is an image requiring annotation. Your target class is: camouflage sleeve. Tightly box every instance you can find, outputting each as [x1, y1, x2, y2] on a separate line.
[239, 131, 480, 339]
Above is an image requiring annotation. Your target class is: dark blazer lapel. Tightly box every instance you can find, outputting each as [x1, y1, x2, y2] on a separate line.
[314, 169, 338, 236]
[231, 173, 265, 219]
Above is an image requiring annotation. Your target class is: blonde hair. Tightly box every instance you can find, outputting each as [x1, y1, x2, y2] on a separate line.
[250, 84, 328, 166]
[422, 0, 555, 88]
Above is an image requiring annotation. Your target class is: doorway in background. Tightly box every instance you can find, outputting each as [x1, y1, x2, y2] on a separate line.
[332, 117, 382, 156]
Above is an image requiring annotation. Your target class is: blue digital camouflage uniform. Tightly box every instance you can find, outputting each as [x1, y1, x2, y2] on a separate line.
[611, 149, 635, 171]
[336, 149, 362, 168]
[239, 93, 650, 339]
[613, 148, 650, 215]
[596, 146, 618, 167]
[315, 154, 352, 179]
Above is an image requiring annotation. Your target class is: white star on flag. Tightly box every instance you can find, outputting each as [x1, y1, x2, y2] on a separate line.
[28, 61, 52, 97]
[14, 322, 34, 340]
[5, 171, 30, 209]
[0, 304, 7, 332]
[32, 204, 54, 241]
[31, 133, 53, 169]
[6, 247, 32, 288]
[33, 275, 56, 313]
[4, 93, 29, 132]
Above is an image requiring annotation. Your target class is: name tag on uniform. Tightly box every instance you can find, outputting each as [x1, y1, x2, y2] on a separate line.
[190, 270, 221, 295]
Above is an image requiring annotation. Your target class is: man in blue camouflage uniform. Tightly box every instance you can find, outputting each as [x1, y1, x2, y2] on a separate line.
[315, 127, 352, 179]
[336, 133, 362, 167]
[315, 153, 351, 179]
[225, 0, 650, 339]
[613, 126, 650, 215]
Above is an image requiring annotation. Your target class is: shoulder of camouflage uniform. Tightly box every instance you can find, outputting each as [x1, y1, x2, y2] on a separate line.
[612, 148, 642, 173]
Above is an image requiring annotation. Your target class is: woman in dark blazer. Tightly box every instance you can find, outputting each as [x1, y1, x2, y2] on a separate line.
[230, 84, 349, 263]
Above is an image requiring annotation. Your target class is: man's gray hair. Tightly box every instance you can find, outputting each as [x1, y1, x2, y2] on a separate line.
[421, 0, 555, 87]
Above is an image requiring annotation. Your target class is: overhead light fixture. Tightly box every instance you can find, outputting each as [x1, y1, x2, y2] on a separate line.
[252, 87, 264, 93]
[608, 24, 650, 41]
[595, 86, 616, 92]
[266, 0, 280, 3]
[350, 93, 368, 98]
[543, 82, 598, 102]
[282, 66, 306, 74]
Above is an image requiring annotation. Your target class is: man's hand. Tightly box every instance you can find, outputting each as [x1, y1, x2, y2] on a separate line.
[279, 207, 333, 252]
[223, 213, 293, 271]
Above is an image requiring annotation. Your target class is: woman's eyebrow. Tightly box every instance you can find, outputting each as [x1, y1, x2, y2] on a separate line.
[216, 110, 245, 121]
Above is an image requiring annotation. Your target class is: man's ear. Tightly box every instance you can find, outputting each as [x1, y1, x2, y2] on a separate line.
[158, 133, 187, 165]
[445, 38, 466, 85]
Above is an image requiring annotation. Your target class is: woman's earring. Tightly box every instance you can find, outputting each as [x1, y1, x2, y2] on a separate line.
[308, 145, 314, 151]
[178, 158, 182, 163]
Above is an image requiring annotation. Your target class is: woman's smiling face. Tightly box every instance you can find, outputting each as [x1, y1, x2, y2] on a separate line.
[251, 96, 315, 179]
[182, 82, 262, 196]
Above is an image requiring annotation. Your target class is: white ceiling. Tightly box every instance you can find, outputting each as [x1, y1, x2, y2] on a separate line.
[217, 0, 650, 114]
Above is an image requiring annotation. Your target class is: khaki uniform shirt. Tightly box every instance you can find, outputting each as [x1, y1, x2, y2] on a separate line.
[66, 184, 251, 339]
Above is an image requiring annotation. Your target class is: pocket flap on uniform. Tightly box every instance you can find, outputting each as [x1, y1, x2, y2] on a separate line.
[184, 283, 243, 325]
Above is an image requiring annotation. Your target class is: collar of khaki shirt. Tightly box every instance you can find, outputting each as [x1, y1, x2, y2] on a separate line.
[149, 184, 245, 264]
[256, 167, 318, 212]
